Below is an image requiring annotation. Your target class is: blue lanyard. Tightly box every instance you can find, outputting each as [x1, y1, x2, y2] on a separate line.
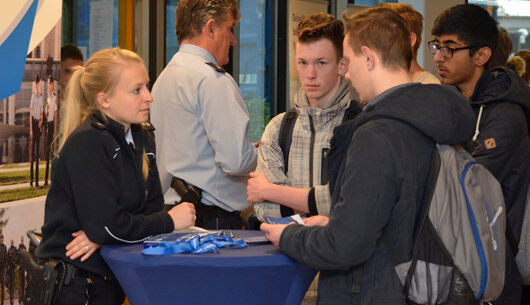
[142, 233, 247, 255]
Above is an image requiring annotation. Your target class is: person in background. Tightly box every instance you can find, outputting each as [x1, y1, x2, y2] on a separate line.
[151, 0, 256, 230]
[6, 240, 16, 305]
[29, 75, 44, 187]
[58, 45, 84, 143]
[248, 13, 358, 223]
[509, 50, 530, 85]
[43, 78, 57, 185]
[489, 27, 513, 68]
[261, 7, 475, 304]
[377, 3, 440, 84]
[0, 235, 6, 305]
[17, 236, 26, 303]
[507, 54, 527, 79]
[36, 48, 196, 305]
[59, 44, 83, 93]
[431, 4, 530, 304]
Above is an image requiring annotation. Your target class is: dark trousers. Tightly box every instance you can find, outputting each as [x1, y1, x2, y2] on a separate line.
[184, 202, 242, 230]
[30, 119, 41, 187]
[522, 285, 530, 305]
[0, 268, 4, 305]
[7, 273, 13, 305]
[43, 121, 54, 185]
[55, 272, 124, 305]
[18, 269, 25, 302]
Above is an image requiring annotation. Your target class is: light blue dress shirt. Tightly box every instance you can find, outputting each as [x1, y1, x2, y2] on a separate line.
[151, 44, 257, 212]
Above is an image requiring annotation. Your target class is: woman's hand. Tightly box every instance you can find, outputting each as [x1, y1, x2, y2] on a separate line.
[65, 230, 100, 262]
[168, 202, 196, 230]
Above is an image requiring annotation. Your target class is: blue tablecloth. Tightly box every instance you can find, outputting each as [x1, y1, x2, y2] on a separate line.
[101, 230, 317, 305]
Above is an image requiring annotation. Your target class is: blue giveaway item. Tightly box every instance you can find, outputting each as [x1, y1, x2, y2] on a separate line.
[142, 232, 247, 255]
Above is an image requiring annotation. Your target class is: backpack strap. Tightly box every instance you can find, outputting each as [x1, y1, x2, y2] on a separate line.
[279, 100, 361, 173]
[278, 108, 298, 175]
[278, 108, 298, 217]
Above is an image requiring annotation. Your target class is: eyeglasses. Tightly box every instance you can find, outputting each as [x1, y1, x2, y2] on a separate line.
[428, 40, 484, 59]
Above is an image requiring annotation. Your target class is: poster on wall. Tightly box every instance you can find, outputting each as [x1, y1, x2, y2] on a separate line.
[88, 0, 113, 57]
[0, 200, 45, 305]
[0, 1, 61, 301]
[288, 0, 328, 106]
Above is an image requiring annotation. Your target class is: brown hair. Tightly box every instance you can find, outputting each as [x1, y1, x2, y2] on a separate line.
[61, 48, 150, 180]
[376, 3, 423, 59]
[515, 50, 530, 84]
[175, 0, 240, 44]
[343, 7, 412, 70]
[489, 27, 513, 68]
[296, 13, 344, 61]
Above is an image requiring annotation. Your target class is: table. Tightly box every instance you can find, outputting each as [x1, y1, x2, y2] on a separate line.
[101, 230, 317, 305]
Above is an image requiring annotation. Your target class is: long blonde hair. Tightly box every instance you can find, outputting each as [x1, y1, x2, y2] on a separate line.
[59, 48, 150, 180]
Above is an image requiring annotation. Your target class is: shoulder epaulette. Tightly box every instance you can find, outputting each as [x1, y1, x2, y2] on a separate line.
[205, 62, 226, 73]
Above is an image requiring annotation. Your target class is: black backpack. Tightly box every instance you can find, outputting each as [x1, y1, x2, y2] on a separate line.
[278, 100, 362, 175]
[276, 101, 361, 217]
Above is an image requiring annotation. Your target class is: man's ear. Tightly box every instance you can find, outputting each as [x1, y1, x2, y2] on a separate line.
[204, 18, 217, 38]
[473, 47, 492, 67]
[361, 46, 375, 70]
[409, 32, 417, 49]
[338, 57, 348, 75]
[97, 92, 110, 110]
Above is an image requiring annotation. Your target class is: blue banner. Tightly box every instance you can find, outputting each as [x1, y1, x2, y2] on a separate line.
[0, 0, 38, 100]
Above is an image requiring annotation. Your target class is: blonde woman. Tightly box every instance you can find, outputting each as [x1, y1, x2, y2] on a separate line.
[36, 48, 196, 305]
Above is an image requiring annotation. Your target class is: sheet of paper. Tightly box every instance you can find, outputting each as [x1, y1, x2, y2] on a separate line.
[263, 214, 304, 225]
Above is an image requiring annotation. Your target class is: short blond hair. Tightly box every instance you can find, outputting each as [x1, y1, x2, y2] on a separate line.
[343, 7, 412, 70]
[175, 0, 240, 44]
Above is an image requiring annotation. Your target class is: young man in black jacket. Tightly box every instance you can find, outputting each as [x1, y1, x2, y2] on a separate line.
[261, 7, 475, 305]
[431, 5, 530, 304]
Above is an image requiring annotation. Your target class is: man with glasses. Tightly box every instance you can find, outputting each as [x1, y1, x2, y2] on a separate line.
[432, 5, 530, 305]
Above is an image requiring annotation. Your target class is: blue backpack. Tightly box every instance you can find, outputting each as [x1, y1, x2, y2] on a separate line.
[384, 144, 506, 304]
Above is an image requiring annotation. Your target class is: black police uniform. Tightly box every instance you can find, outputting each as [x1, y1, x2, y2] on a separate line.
[17, 243, 26, 302]
[6, 245, 16, 305]
[36, 112, 175, 305]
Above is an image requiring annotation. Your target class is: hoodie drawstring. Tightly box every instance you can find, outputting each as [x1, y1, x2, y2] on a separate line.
[472, 105, 485, 142]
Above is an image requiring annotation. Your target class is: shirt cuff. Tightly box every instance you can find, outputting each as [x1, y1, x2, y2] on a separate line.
[307, 187, 318, 216]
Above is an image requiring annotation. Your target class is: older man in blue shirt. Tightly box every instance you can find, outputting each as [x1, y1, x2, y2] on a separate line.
[151, 0, 257, 230]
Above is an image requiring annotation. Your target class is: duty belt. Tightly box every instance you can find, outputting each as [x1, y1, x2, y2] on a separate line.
[170, 177, 202, 206]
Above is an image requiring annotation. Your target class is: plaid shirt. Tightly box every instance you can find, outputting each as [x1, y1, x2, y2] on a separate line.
[254, 78, 354, 219]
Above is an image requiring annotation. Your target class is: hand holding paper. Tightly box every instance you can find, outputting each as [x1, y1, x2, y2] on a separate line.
[260, 223, 290, 247]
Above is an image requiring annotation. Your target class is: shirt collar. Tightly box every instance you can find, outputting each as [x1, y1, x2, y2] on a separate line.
[179, 44, 217, 65]
[125, 128, 135, 148]
[363, 83, 416, 110]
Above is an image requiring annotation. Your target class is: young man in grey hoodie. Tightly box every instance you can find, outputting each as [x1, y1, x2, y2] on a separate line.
[247, 13, 359, 223]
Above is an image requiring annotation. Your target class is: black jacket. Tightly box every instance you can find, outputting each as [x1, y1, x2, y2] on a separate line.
[279, 84, 475, 305]
[37, 113, 174, 276]
[469, 66, 530, 242]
